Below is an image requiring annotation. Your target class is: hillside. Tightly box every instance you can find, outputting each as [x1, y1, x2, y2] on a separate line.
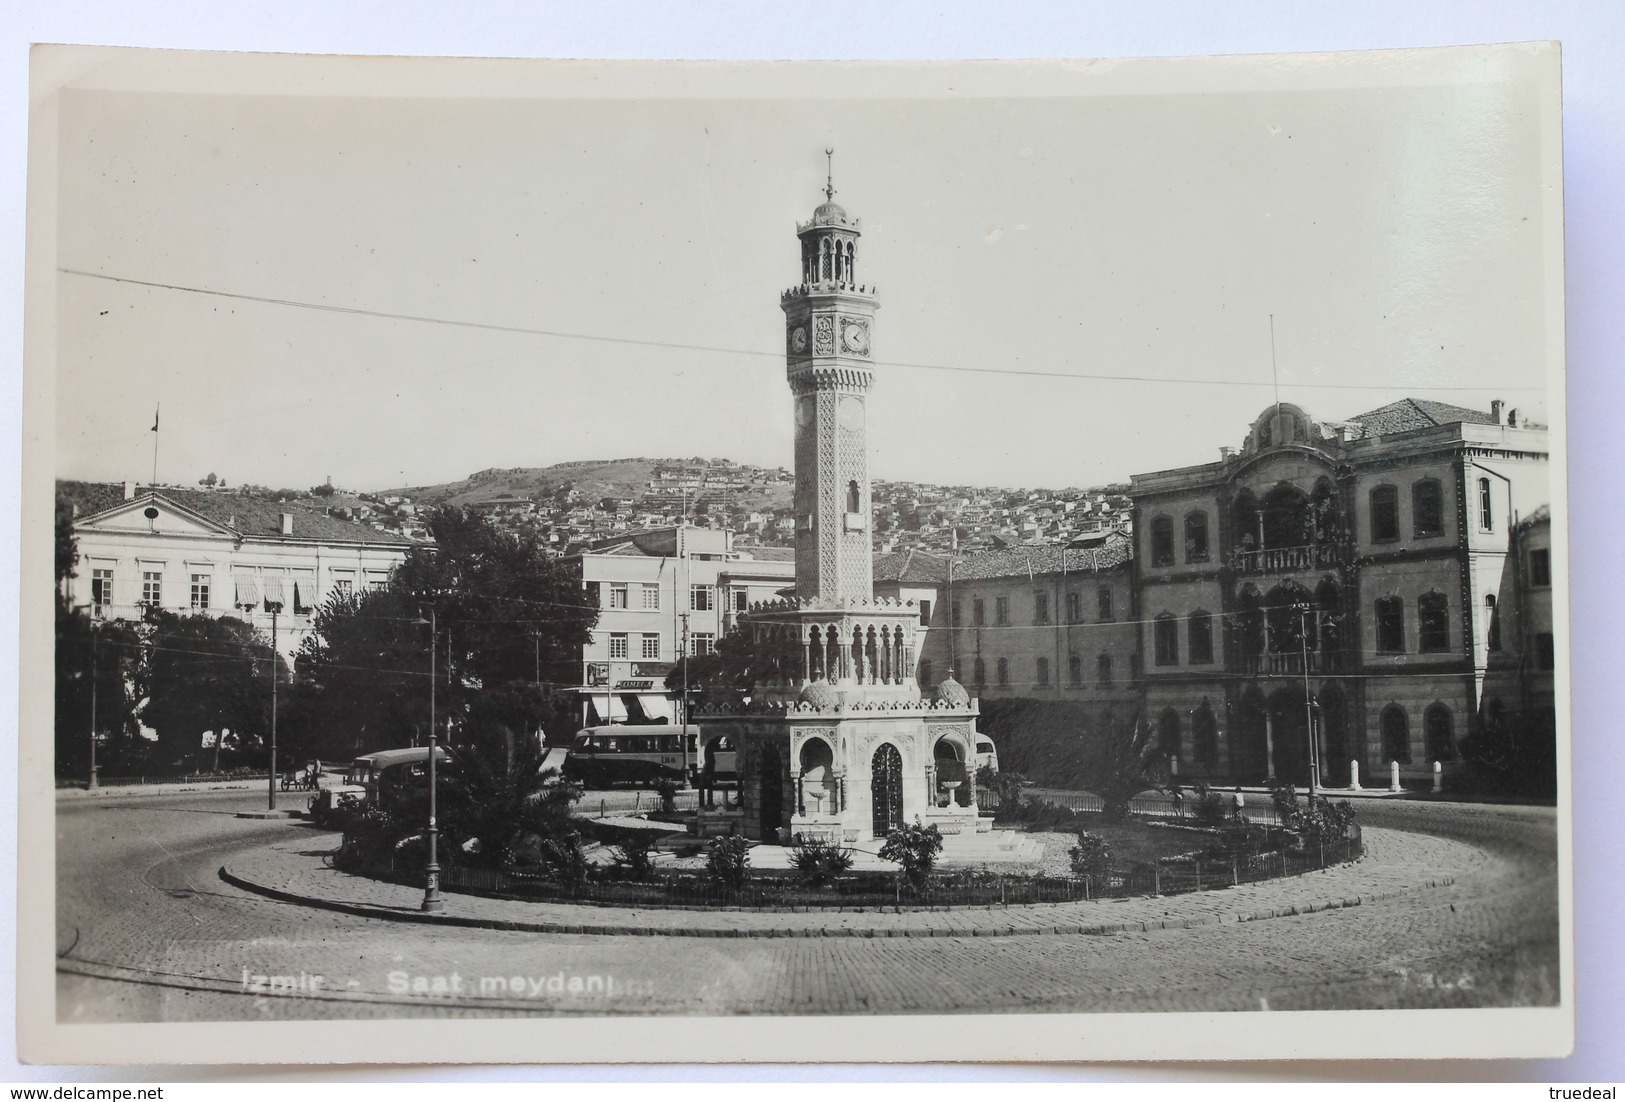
[383, 458, 793, 512]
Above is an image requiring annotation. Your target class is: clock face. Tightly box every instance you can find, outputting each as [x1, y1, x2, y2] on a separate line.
[838, 395, 865, 430]
[790, 326, 808, 353]
[842, 320, 870, 354]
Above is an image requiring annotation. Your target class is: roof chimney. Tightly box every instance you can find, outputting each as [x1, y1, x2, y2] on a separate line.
[122, 480, 135, 501]
[1507, 408, 1519, 427]
[1491, 399, 1504, 423]
[280, 512, 294, 536]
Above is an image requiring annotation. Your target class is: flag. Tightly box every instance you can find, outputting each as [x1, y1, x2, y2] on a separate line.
[151, 407, 159, 432]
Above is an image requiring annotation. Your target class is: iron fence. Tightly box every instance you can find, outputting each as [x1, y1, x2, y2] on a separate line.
[990, 787, 1283, 827]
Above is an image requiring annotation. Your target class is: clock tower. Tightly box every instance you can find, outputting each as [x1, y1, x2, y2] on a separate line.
[781, 155, 879, 602]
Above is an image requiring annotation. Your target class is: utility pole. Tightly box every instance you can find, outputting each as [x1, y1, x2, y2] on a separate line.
[680, 611, 692, 784]
[266, 599, 282, 811]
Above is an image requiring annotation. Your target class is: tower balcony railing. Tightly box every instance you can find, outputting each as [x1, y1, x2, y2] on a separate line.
[1231, 542, 1344, 576]
[1242, 650, 1345, 676]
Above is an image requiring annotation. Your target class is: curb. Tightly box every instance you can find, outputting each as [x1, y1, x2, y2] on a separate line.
[218, 863, 1456, 941]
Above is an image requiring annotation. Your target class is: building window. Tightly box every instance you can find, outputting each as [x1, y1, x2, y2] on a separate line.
[1535, 633, 1555, 670]
[369, 577, 388, 593]
[1381, 705, 1411, 763]
[141, 570, 163, 608]
[994, 596, 1010, 625]
[1484, 595, 1501, 651]
[972, 598, 985, 627]
[1096, 654, 1113, 686]
[995, 657, 1010, 686]
[733, 589, 749, 612]
[1151, 517, 1175, 567]
[1188, 611, 1214, 664]
[1033, 592, 1050, 625]
[1413, 479, 1444, 538]
[1185, 512, 1209, 563]
[1478, 477, 1494, 531]
[608, 633, 629, 659]
[919, 660, 934, 688]
[1154, 614, 1179, 666]
[1418, 593, 1449, 653]
[691, 632, 715, 657]
[919, 599, 932, 625]
[333, 577, 353, 595]
[640, 634, 660, 660]
[1035, 657, 1050, 686]
[1528, 548, 1551, 587]
[1097, 586, 1114, 622]
[1424, 703, 1456, 762]
[91, 568, 114, 613]
[1068, 654, 1083, 687]
[973, 657, 986, 687]
[1370, 485, 1399, 543]
[609, 584, 629, 609]
[1193, 702, 1218, 765]
[189, 573, 211, 611]
[952, 600, 962, 627]
[1065, 591, 1082, 623]
[691, 584, 715, 611]
[1375, 597, 1406, 653]
[641, 585, 661, 610]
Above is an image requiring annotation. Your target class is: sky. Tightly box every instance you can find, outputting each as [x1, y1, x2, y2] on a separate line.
[47, 48, 1558, 494]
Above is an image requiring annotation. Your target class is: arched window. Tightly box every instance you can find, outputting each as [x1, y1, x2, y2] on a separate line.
[1153, 614, 1179, 665]
[1193, 700, 1219, 765]
[1424, 703, 1455, 762]
[1068, 654, 1083, 687]
[1188, 610, 1214, 664]
[1097, 586, 1114, 621]
[1381, 705, 1411, 763]
[1478, 477, 1494, 530]
[1096, 654, 1113, 686]
[847, 480, 860, 513]
[995, 657, 1010, 686]
[1370, 485, 1400, 543]
[1413, 479, 1443, 538]
[1485, 594, 1501, 652]
[1150, 517, 1175, 566]
[1157, 709, 1182, 761]
[1418, 592, 1449, 653]
[1184, 512, 1209, 562]
[972, 657, 986, 688]
[1375, 596, 1405, 653]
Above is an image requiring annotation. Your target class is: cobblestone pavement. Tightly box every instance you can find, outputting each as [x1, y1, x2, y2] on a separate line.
[55, 790, 1560, 1021]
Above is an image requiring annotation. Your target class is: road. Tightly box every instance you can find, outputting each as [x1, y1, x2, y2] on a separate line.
[55, 788, 1560, 1021]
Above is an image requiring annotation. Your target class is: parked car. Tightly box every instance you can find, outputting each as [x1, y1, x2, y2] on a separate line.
[308, 746, 454, 828]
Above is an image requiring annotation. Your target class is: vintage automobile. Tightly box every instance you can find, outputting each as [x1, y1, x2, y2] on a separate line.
[308, 746, 454, 828]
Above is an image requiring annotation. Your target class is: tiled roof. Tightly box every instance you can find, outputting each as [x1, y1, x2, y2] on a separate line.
[744, 547, 796, 562]
[59, 481, 416, 547]
[1347, 398, 1499, 437]
[873, 537, 1131, 584]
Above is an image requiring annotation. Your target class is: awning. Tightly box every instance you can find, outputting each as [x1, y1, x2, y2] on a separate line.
[233, 572, 260, 610]
[629, 694, 675, 722]
[587, 696, 630, 725]
[261, 575, 288, 611]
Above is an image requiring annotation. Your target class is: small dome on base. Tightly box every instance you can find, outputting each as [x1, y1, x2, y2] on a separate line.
[798, 680, 840, 710]
[935, 677, 970, 707]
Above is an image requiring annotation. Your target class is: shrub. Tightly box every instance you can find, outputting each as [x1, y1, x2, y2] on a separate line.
[1068, 830, 1112, 880]
[1020, 798, 1082, 833]
[789, 838, 855, 886]
[705, 834, 751, 891]
[654, 778, 680, 814]
[879, 818, 945, 892]
[1267, 778, 1301, 828]
[985, 770, 1030, 817]
[537, 835, 590, 886]
[1299, 794, 1357, 845]
[609, 834, 658, 880]
[1190, 780, 1227, 826]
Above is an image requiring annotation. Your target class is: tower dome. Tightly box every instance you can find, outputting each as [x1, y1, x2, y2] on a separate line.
[935, 676, 970, 707]
[809, 199, 848, 226]
[798, 680, 840, 710]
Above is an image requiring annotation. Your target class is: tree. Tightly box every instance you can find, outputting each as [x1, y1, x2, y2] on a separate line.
[137, 611, 283, 766]
[664, 624, 795, 707]
[1081, 706, 1165, 822]
[55, 604, 143, 778]
[440, 739, 582, 870]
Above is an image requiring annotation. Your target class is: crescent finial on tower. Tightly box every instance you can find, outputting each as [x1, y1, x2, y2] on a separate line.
[824, 147, 836, 202]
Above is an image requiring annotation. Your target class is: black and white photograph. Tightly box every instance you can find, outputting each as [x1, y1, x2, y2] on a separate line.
[20, 42, 1571, 1064]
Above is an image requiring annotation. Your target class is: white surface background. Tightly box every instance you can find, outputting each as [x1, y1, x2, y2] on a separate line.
[3, 0, 1620, 1084]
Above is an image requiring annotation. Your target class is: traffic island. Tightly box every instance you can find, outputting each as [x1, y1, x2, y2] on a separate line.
[235, 809, 303, 820]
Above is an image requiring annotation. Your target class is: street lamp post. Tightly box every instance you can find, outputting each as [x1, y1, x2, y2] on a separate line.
[680, 611, 691, 784]
[1297, 603, 1319, 799]
[414, 606, 445, 914]
[87, 621, 99, 790]
[267, 600, 281, 812]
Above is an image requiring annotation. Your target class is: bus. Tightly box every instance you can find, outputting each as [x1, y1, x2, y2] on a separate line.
[563, 724, 707, 788]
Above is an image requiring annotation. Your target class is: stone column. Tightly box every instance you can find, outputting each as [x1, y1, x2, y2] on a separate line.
[1263, 709, 1276, 780]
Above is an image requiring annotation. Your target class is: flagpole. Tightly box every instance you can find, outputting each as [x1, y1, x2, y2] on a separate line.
[150, 404, 160, 491]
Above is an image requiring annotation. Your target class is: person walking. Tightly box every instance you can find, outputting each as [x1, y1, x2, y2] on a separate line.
[1231, 788, 1246, 821]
